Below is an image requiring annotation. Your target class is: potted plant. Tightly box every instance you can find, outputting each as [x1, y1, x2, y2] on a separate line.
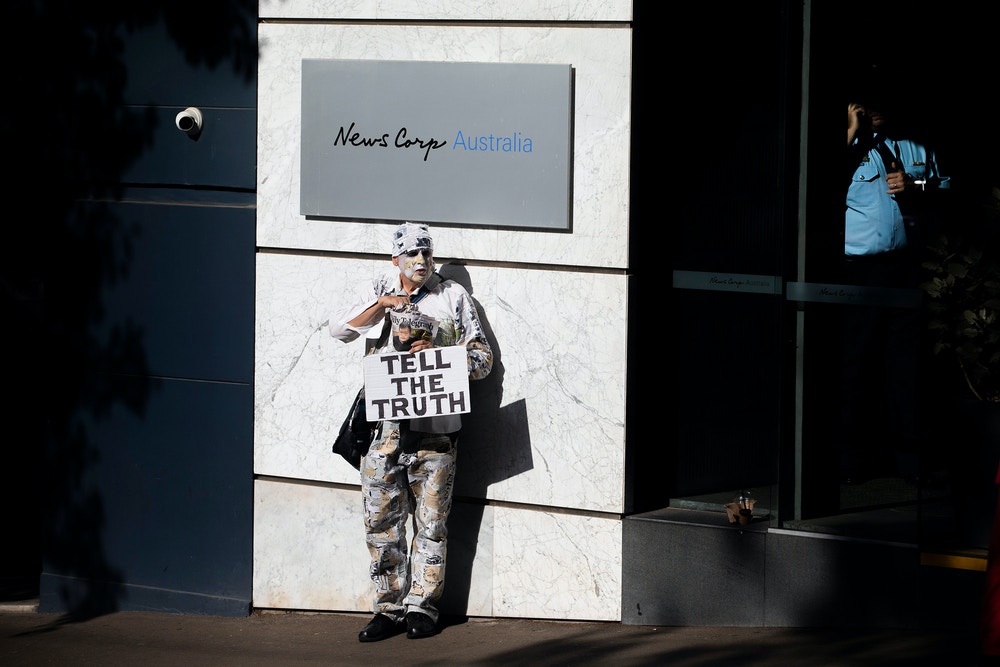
[919, 184, 1000, 549]
[920, 185, 1000, 404]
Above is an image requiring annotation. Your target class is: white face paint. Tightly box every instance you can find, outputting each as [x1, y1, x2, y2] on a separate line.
[398, 249, 433, 284]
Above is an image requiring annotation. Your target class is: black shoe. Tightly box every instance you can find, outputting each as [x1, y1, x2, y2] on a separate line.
[405, 611, 438, 639]
[358, 614, 401, 643]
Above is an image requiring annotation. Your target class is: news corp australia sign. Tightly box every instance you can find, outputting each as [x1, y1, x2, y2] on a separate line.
[300, 59, 573, 230]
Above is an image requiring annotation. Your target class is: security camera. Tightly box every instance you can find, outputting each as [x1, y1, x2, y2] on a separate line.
[175, 107, 203, 136]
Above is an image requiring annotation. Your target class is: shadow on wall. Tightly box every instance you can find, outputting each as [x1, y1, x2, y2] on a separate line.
[438, 264, 533, 490]
[1, 1, 257, 620]
[437, 263, 532, 615]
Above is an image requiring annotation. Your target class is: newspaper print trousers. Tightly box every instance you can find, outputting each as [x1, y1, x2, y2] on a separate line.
[362, 420, 456, 623]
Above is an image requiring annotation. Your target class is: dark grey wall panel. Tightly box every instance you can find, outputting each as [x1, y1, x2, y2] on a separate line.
[36, 2, 258, 618]
[120, 20, 257, 109]
[87, 199, 254, 383]
[622, 509, 767, 626]
[623, 512, 986, 629]
[122, 108, 256, 189]
[763, 531, 919, 628]
[41, 376, 253, 616]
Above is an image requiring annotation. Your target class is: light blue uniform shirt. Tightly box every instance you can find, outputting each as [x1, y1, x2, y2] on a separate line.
[845, 134, 949, 256]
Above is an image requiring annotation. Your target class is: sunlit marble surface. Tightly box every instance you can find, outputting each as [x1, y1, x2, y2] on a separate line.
[254, 252, 626, 512]
[254, 5, 632, 622]
[253, 480, 372, 611]
[493, 507, 622, 621]
[253, 479, 620, 620]
[257, 22, 631, 269]
[259, 0, 632, 22]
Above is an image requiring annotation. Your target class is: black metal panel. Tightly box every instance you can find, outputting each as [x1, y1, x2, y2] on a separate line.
[40, 375, 252, 616]
[120, 19, 257, 109]
[33, 2, 258, 617]
[85, 199, 255, 383]
[122, 108, 257, 189]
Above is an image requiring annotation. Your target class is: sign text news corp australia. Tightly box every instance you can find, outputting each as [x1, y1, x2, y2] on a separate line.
[300, 59, 573, 230]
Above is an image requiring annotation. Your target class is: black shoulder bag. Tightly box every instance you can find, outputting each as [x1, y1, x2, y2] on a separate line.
[331, 317, 391, 470]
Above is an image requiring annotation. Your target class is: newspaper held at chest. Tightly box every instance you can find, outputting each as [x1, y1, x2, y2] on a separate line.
[390, 308, 439, 352]
[363, 309, 469, 421]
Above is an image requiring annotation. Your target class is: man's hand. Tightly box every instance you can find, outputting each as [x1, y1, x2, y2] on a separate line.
[886, 168, 915, 194]
[408, 338, 433, 353]
[377, 295, 409, 310]
[848, 103, 865, 131]
[847, 103, 867, 144]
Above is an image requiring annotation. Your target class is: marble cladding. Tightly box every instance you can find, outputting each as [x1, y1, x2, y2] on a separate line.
[254, 252, 627, 512]
[254, 9, 631, 621]
[259, 0, 632, 22]
[253, 478, 622, 620]
[252, 480, 373, 611]
[257, 22, 631, 269]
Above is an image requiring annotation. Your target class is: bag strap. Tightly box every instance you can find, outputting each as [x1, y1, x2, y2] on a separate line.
[409, 272, 441, 304]
[376, 316, 392, 347]
[366, 318, 392, 355]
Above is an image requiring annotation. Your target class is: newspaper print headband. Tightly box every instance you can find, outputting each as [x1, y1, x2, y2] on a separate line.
[391, 222, 434, 257]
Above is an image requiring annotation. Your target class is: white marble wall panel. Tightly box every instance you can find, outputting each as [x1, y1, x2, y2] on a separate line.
[253, 479, 493, 616]
[493, 506, 622, 620]
[253, 479, 372, 610]
[255, 252, 626, 512]
[257, 22, 631, 269]
[259, 0, 632, 22]
[253, 479, 620, 619]
[456, 267, 627, 513]
[254, 253, 371, 483]
[254, 252, 495, 484]
[253, 478, 497, 615]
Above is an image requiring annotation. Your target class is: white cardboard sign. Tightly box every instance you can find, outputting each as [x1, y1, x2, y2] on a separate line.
[363, 346, 470, 421]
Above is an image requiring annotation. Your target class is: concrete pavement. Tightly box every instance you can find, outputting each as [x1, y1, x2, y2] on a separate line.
[0, 601, 984, 666]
